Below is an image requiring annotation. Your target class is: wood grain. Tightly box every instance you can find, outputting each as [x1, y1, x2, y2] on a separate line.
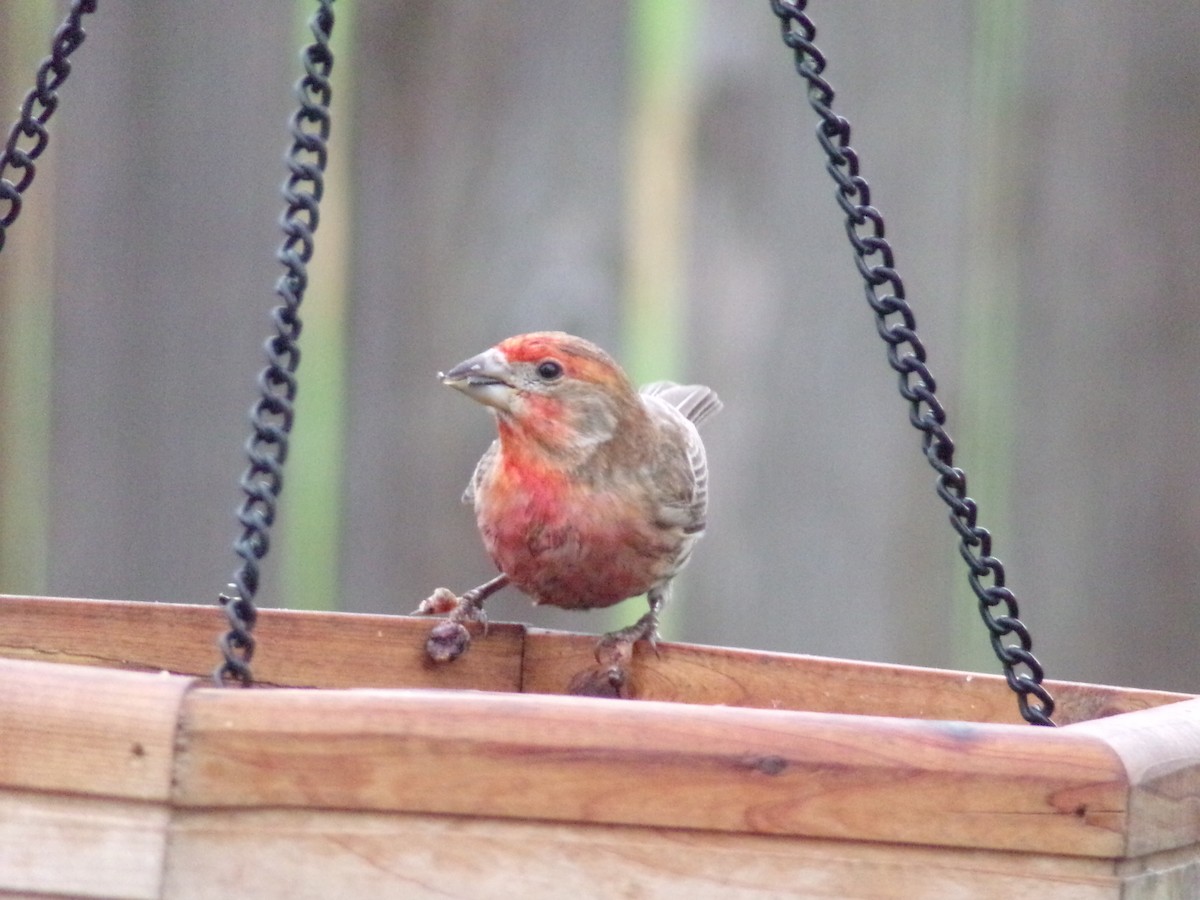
[1115, 842, 1200, 899]
[162, 807, 1125, 900]
[0, 656, 190, 800]
[0, 594, 524, 691]
[1069, 697, 1200, 858]
[1, 595, 1190, 724]
[173, 686, 1129, 857]
[519, 628, 1186, 725]
[0, 790, 168, 900]
[3, 601, 1200, 895]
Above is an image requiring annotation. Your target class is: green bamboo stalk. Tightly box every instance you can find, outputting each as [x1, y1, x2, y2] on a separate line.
[953, 0, 1028, 671]
[623, 0, 696, 386]
[278, 0, 355, 611]
[0, 2, 57, 595]
[622, 0, 697, 637]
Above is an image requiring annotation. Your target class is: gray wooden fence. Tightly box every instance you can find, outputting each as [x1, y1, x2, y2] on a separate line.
[2, 1, 1199, 696]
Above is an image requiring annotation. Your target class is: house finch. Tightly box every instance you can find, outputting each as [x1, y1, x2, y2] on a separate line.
[416, 331, 720, 688]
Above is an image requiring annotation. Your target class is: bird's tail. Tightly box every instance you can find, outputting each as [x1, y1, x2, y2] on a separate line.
[640, 381, 723, 426]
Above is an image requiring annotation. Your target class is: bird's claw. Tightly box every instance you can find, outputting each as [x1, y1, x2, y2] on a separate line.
[415, 587, 491, 664]
[412, 587, 459, 617]
[567, 612, 660, 699]
[593, 631, 637, 669]
[414, 587, 490, 634]
[456, 590, 491, 637]
[596, 611, 661, 660]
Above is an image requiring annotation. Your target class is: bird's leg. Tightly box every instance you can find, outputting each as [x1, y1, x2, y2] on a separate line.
[596, 587, 665, 657]
[569, 588, 666, 698]
[454, 575, 506, 629]
[414, 574, 509, 663]
[414, 574, 508, 630]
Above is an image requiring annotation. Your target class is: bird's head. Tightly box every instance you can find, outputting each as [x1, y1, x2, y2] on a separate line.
[440, 332, 641, 457]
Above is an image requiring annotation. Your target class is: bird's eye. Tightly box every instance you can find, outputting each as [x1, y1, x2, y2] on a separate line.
[536, 359, 564, 381]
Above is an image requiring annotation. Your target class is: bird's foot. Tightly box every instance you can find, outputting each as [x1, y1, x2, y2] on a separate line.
[413, 586, 490, 632]
[413, 585, 492, 664]
[597, 610, 661, 657]
[567, 611, 659, 699]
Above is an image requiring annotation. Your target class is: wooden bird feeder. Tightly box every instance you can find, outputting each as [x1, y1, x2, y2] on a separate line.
[4, 594, 1200, 898]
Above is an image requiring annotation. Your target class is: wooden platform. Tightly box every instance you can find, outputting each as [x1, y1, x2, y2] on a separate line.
[2, 594, 1198, 898]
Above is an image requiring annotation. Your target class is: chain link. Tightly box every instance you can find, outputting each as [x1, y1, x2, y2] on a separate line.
[0, 0, 97, 254]
[768, 0, 1055, 726]
[214, 0, 336, 686]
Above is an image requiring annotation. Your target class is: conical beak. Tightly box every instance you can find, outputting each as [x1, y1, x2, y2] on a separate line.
[439, 347, 515, 412]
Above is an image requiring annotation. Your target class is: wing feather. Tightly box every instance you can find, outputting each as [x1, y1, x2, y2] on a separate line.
[640, 381, 722, 426]
[639, 383, 720, 543]
[463, 438, 499, 505]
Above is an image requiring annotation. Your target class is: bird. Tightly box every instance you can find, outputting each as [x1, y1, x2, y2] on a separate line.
[415, 331, 720, 688]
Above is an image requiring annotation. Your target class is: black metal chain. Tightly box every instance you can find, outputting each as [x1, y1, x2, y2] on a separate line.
[214, 0, 336, 686]
[0, 0, 97, 255]
[768, 1, 1054, 726]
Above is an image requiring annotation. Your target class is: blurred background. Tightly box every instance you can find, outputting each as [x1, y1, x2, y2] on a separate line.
[2, 1, 1199, 695]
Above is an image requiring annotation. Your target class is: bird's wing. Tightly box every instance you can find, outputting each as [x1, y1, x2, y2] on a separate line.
[463, 438, 500, 505]
[639, 381, 720, 531]
[639, 389, 715, 536]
